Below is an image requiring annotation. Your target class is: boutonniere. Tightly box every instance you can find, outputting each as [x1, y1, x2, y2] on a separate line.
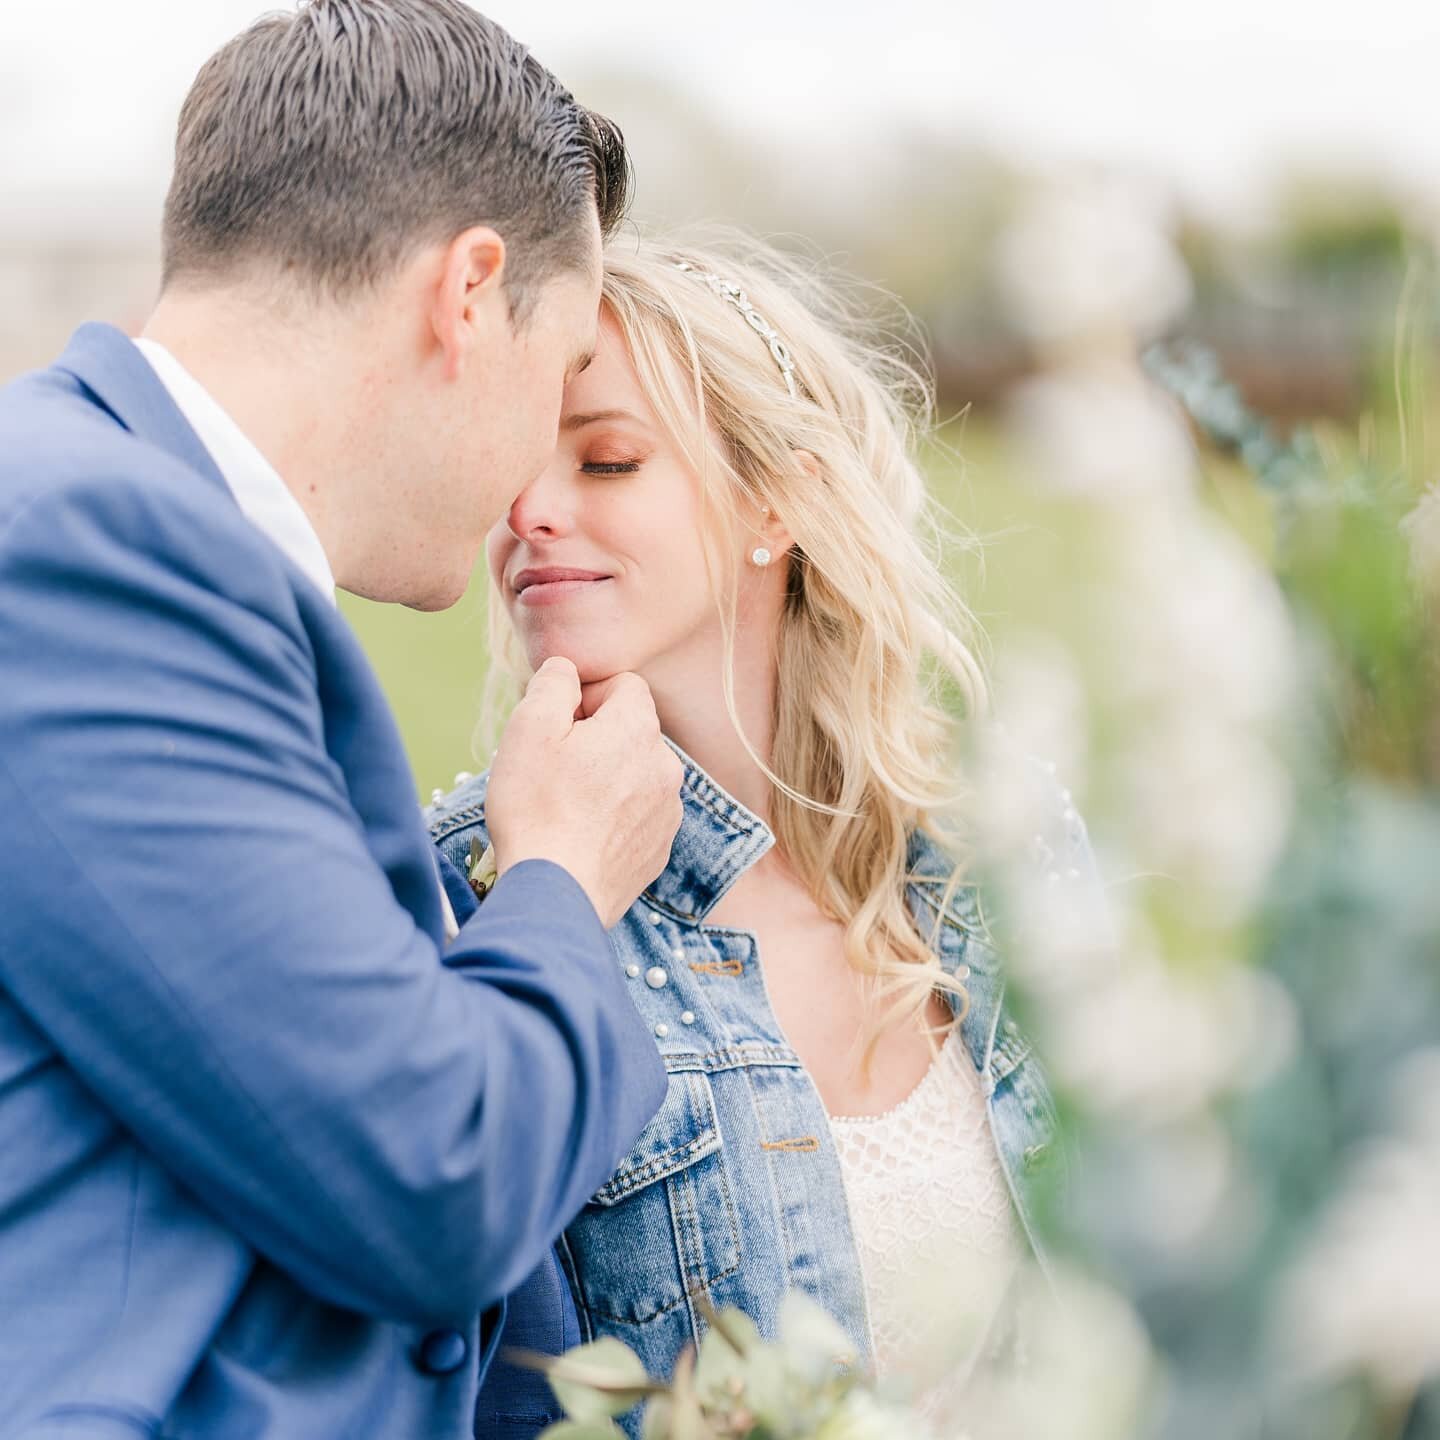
[467, 836, 499, 903]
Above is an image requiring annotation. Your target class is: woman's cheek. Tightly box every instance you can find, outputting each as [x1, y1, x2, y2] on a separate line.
[485, 532, 513, 592]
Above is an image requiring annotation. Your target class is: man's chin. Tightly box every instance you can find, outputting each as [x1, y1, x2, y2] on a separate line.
[337, 553, 476, 612]
[396, 560, 475, 612]
[403, 579, 469, 613]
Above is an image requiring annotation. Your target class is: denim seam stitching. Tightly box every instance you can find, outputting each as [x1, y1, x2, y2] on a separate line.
[592, 1128, 720, 1203]
[428, 802, 487, 843]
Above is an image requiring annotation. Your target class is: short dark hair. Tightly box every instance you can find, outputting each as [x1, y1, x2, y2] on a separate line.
[160, 0, 631, 319]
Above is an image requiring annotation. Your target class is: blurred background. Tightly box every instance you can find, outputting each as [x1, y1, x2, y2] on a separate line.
[5, 0, 1437, 793]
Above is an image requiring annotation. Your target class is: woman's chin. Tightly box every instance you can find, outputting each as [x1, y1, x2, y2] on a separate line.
[525, 639, 631, 688]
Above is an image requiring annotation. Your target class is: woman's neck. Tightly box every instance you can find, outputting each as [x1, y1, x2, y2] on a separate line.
[642, 630, 779, 824]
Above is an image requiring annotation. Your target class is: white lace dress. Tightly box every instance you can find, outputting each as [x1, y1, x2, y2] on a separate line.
[828, 1029, 1023, 1437]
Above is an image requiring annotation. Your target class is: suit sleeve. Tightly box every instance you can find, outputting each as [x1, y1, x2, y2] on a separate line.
[0, 473, 667, 1326]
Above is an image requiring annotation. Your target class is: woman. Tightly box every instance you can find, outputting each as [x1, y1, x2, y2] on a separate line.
[429, 235, 1096, 1437]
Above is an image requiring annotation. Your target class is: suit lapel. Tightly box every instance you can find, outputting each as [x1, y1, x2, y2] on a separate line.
[54, 323, 232, 500]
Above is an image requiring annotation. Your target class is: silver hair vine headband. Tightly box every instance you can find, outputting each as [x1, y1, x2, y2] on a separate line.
[673, 260, 800, 399]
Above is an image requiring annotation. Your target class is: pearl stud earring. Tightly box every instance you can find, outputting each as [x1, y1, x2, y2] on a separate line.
[750, 546, 772, 567]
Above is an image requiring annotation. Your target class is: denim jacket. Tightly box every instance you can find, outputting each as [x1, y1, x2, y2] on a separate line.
[429, 745, 1087, 1434]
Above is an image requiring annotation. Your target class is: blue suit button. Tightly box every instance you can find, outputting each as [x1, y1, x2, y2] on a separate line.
[417, 1329, 469, 1376]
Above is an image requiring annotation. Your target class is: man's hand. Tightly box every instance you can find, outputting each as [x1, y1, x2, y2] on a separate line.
[485, 657, 684, 928]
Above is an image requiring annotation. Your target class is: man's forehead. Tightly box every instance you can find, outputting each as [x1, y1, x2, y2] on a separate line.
[574, 207, 604, 296]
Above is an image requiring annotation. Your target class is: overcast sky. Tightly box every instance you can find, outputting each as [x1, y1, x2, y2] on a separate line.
[4, 0, 1438, 220]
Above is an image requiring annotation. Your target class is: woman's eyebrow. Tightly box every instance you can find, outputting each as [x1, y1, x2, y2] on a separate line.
[561, 408, 644, 432]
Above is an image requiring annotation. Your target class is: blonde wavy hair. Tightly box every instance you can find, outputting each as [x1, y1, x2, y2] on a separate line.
[485, 230, 988, 1049]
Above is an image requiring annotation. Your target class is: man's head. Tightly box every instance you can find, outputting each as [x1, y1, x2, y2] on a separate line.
[158, 0, 630, 607]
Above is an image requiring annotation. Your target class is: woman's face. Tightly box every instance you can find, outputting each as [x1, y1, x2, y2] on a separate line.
[488, 309, 744, 687]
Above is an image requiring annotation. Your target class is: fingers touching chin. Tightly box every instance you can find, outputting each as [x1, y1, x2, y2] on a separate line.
[524, 639, 622, 688]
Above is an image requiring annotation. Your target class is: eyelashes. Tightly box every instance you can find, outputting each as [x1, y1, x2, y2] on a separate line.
[580, 461, 642, 475]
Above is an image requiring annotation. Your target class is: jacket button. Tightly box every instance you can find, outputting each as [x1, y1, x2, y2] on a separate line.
[644, 966, 669, 989]
[417, 1329, 469, 1376]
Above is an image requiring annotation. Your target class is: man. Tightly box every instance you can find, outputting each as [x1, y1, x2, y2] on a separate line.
[0, 3, 683, 1436]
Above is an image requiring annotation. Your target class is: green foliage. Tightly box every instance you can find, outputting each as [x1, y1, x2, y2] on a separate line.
[1116, 336, 1440, 1438]
[536, 1297, 916, 1440]
[1270, 177, 1411, 275]
[1146, 337, 1440, 783]
[544, 1337, 656, 1423]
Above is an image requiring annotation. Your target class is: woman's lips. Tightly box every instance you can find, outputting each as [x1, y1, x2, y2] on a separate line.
[513, 567, 613, 607]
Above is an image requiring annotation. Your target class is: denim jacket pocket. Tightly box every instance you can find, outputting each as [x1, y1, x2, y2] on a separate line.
[564, 1069, 741, 1325]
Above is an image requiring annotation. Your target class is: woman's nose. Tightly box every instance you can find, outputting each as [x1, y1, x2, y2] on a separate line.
[507, 467, 575, 541]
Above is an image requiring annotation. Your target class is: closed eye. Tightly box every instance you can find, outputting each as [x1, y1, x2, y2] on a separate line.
[581, 461, 642, 475]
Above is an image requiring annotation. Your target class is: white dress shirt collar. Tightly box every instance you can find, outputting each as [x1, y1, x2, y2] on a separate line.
[133, 338, 336, 603]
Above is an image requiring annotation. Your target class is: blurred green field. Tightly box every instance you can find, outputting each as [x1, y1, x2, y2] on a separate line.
[338, 573, 494, 800]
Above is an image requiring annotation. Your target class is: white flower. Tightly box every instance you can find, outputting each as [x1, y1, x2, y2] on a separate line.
[1007, 371, 1195, 501]
[1115, 723, 1293, 924]
[1100, 517, 1296, 728]
[968, 650, 1089, 860]
[1276, 1049, 1440, 1397]
[995, 176, 1192, 344]
[813, 1391, 925, 1440]
[959, 1263, 1154, 1440]
[1403, 480, 1440, 596]
[1009, 879, 1297, 1124]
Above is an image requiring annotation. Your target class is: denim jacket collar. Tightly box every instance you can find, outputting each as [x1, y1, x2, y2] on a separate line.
[640, 743, 1021, 1082]
[640, 740, 776, 923]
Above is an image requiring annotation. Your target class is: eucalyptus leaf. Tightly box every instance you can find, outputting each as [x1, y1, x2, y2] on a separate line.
[811, 1390, 914, 1440]
[640, 1394, 673, 1440]
[734, 1340, 791, 1429]
[777, 1292, 859, 1382]
[697, 1299, 761, 1358]
[665, 1349, 707, 1440]
[537, 1423, 628, 1440]
[694, 1323, 747, 1405]
[546, 1337, 655, 1422]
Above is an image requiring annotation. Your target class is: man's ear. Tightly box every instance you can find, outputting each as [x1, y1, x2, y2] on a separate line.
[430, 226, 507, 382]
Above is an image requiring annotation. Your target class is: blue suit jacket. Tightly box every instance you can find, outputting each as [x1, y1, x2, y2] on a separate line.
[433, 862, 582, 1440]
[0, 324, 667, 1439]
